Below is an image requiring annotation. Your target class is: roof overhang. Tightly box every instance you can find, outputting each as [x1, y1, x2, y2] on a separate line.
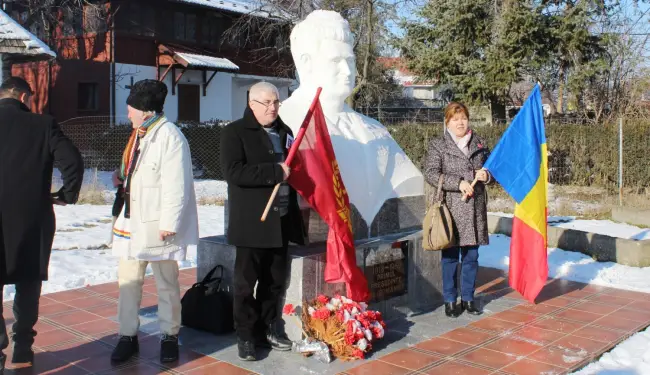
[157, 44, 239, 96]
[0, 10, 56, 62]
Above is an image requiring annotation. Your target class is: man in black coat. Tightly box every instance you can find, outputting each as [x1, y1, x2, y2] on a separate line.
[220, 82, 305, 361]
[0, 77, 83, 370]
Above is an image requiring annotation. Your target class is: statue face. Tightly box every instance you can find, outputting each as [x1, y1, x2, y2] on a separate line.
[303, 39, 356, 101]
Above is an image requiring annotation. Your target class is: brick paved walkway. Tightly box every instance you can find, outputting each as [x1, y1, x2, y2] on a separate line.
[2, 267, 649, 374]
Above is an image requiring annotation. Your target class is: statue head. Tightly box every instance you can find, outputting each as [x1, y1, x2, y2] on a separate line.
[290, 10, 356, 103]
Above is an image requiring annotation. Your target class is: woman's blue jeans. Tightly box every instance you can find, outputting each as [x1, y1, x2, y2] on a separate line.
[441, 246, 479, 303]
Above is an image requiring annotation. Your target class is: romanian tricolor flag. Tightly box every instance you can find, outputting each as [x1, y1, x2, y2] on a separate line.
[483, 84, 548, 303]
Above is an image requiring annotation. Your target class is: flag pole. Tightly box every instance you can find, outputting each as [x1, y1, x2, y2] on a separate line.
[461, 171, 482, 202]
[261, 87, 323, 222]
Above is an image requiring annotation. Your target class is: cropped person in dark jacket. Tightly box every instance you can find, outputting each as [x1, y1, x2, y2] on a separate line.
[0, 77, 83, 372]
[220, 82, 305, 362]
[424, 102, 493, 318]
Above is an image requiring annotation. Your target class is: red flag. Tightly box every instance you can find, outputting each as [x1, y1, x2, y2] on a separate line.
[286, 88, 370, 302]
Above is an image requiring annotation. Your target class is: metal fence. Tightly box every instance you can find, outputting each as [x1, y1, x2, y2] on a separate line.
[56, 116, 225, 181]
[54, 115, 650, 205]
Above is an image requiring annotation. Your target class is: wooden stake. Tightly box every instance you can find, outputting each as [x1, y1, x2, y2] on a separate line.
[461, 176, 479, 202]
[261, 183, 281, 222]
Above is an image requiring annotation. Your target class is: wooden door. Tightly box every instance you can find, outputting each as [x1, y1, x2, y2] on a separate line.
[178, 84, 200, 122]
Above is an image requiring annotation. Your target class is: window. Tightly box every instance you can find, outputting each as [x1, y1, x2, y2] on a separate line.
[174, 12, 185, 40]
[117, 4, 155, 36]
[142, 6, 156, 37]
[161, 10, 174, 39]
[128, 3, 141, 35]
[202, 13, 223, 45]
[186, 14, 196, 42]
[174, 12, 196, 42]
[78, 83, 99, 111]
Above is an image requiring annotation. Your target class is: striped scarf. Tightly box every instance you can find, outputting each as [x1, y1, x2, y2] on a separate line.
[119, 114, 164, 183]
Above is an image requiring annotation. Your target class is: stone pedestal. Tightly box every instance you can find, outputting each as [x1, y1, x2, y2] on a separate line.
[198, 231, 443, 341]
[204, 194, 441, 341]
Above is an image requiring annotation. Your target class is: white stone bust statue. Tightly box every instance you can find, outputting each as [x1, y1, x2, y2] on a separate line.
[279, 10, 424, 226]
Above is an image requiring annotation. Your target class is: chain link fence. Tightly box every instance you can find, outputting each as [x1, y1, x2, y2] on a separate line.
[53, 114, 650, 211]
[56, 116, 225, 178]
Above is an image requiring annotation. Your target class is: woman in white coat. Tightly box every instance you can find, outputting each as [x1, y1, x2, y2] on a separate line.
[110, 79, 199, 364]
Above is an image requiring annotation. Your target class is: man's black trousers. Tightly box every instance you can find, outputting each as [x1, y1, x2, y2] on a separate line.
[233, 216, 289, 341]
[0, 281, 42, 356]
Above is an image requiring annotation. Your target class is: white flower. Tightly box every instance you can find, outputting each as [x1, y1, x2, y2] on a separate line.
[308, 306, 316, 316]
[331, 298, 341, 307]
[341, 296, 352, 304]
[351, 307, 359, 315]
[359, 302, 368, 311]
[364, 328, 372, 341]
[326, 303, 336, 311]
[372, 322, 385, 338]
[344, 310, 352, 322]
[357, 339, 368, 351]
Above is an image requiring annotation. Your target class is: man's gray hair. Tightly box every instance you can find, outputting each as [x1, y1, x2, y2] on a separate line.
[290, 10, 354, 63]
[249, 81, 280, 101]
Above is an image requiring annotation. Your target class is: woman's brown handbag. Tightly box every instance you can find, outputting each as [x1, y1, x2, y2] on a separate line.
[423, 175, 456, 251]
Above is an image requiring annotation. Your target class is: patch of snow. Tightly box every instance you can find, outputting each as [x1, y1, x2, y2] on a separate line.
[572, 326, 650, 374]
[2, 205, 225, 301]
[174, 0, 292, 19]
[176, 52, 239, 71]
[52, 169, 227, 204]
[480, 235, 650, 293]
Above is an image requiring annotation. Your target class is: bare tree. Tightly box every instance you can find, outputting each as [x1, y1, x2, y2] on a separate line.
[222, 0, 407, 108]
[3, 0, 110, 46]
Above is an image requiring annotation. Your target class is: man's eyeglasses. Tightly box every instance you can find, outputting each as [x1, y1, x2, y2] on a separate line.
[251, 99, 281, 108]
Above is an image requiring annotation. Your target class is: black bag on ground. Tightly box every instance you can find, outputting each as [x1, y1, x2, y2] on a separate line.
[181, 265, 234, 334]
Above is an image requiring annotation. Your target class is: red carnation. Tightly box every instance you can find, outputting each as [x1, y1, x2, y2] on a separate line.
[313, 307, 331, 320]
[336, 310, 345, 322]
[282, 304, 295, 315]
[317, 295, 329, 304]
[353, 349, 365, 359]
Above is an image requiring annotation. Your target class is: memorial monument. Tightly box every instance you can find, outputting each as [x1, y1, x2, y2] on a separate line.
[198, 10, 444, 341]
[279, 10, 424, 228]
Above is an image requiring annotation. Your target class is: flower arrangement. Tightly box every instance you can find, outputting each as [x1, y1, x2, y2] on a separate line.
[284, 294, 386, 361]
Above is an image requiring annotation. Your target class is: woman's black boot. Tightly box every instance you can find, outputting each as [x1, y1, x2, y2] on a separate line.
[444, 302, 461, 318]
[461, 300, 483, 316]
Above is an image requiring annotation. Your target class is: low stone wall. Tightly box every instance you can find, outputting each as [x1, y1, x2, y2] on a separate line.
[487, 214, 650, 267]
[611, 206, 650, 227]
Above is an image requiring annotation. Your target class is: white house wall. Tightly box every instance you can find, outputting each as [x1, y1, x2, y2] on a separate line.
[114, 63, 233, 123]
[114, 64, 156, 123]
[163, 69, 232, 122]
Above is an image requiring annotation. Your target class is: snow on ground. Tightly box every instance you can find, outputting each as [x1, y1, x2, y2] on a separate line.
[12, 181, 650, 374]
[572, 326, 650, 374]
[480, 234, 650, 293]
[52, 169, 227, 204]
[490, 213, 650, 241]
[2, 205, 225, 301]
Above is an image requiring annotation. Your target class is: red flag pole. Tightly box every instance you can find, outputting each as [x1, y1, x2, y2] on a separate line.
[261, 87, 323, 221]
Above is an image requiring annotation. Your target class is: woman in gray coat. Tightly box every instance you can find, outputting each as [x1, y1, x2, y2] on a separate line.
[424, 102, 493, 318]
